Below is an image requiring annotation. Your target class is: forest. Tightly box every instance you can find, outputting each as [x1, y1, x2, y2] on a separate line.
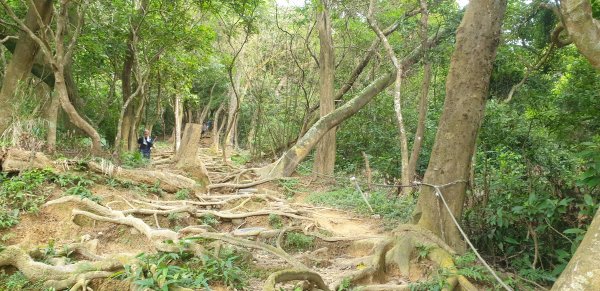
[0, 0, 599, 290]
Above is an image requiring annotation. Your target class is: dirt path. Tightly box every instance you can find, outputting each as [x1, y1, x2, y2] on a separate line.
[1, 143, 391, 290]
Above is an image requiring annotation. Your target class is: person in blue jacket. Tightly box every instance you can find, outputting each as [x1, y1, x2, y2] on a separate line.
[137, 129, 154, 159]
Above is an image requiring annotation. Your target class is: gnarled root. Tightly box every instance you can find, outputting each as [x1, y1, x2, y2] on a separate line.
[334, 224, 477, 291]
[0, 245, 130, 290]
[262, 268, 330, 291]
[88, 161, 199, 193]
[45, 196, 306, 269]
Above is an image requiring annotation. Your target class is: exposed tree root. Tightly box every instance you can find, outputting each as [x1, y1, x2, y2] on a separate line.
[88, 160, 199, 193]
[262, 268, 330, 291]
[207, 177, 277, 191]
[0, 245, 129, 290]
[45, 196, 307, 269]
[331, 224, 477, 291]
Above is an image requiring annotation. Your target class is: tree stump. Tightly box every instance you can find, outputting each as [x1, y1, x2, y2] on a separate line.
[0, 148, 54, 172]
[173, 123, 211, 188]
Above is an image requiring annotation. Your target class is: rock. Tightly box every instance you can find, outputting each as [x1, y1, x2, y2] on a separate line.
[231, 218, 245, 225]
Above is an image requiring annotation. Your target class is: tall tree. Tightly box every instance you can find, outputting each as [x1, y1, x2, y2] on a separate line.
[551, 1, 600, 289]
[1, 0, 104, 153]
[313, 0, 336, 177]
[0, 0, 53, 134]
[412, 0, 507, 250]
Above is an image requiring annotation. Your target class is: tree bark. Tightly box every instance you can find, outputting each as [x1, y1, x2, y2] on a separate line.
[412, 0, 507, 251]
[559, 0, 600, 70]
[366, 0, 410, 193]
[0, 0, 53, 134]
[313, 0, 336, 177]
[174, 123, 210, 189]
[128, 89, 147, 151]
[258, 71, 395, 178]
[212, 103, 224, 152]
[174, 93, 182, 152]
[549, 1, 600, 289]
[551, 208, 600, 290]
[119, 30, 136, 153]
[407, 0, 432, 184]
[44, 91, 60, 153]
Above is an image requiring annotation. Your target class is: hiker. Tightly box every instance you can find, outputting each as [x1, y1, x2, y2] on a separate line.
[137, 129, 155, 159]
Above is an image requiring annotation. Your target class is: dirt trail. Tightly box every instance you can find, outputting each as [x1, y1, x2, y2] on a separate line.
[1, 141, 390, 290]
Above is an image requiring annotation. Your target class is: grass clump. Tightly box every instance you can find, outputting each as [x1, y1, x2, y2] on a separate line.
[175, 189, 190, 200]
[121, 151, 149, 169]
[284, 232, 314, 251]
[0, 270, 47, 291]
[200, 214, 219, 227]
[306, 187, 416, 228]
[268, 214, 283, 229]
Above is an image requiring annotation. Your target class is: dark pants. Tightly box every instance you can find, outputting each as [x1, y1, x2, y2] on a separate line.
[140, 149, 151, 159]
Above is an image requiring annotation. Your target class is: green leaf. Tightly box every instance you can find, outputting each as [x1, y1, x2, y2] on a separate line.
[584, 194, 595, 206]
[563, 228, 585, 235]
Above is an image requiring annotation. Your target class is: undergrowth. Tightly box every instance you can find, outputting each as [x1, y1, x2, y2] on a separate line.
[306, 186, 416, 228]
[0, 270, 49, 291]
[0, 169, 54, 230]
[284, 232, 314, 251]
[0, 169, 103, 230]
[121, 151, 150, 168]
[118, 242, 248, 290]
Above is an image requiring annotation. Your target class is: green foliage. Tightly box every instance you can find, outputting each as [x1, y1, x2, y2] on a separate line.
[120, 247, 247, 290]
[284, 232, 314, 251]
[64, 183, 101, 202]
[121, 151, 149, 169]
[454, 252, 489, 283]
[307, 186, 416, 228]
[415, 244, 434, 261]
[409, 268, 450, 291]
[230, 153, 251, 166]
[337, 277, 352, 291]
[268, 214, 283, 229]
[175, 189, 190, 200]
[200, 214, 219, 227]
[0, 271, 29, 291]
[0, 169, 55, 230]
[277, 178, 301, 198]
[53, 172, 93, 188]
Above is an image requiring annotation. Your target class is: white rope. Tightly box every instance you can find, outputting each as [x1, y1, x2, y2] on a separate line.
[351, 176, 374, 213]
[417, 181, 513, 291]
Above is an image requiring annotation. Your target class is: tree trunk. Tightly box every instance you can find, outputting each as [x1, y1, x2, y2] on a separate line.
[224, 71, 241, 150]
[258, 71, 395, 178]
[550, 2, 600, 289]
[44, 91, 60, 153]
[367, 0, 409, 193]
[174, 93, 182, 152]
[551, 208, 600, 290]
[174, 123, 210, 189]
[313, 0, 336, 177]
[407, 0, 432, 183]
[412, 0, 507, 251]
[119, 30, 135, 153]
[55, 66, 102, 153]
[128, 90, 147, 151]
[0, 0, 53, 133]
[559, 0, 600, 70]
[212, 103, 224, 153]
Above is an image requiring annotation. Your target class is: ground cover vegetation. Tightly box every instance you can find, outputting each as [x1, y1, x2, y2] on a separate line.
[0, 0, 598, 290]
